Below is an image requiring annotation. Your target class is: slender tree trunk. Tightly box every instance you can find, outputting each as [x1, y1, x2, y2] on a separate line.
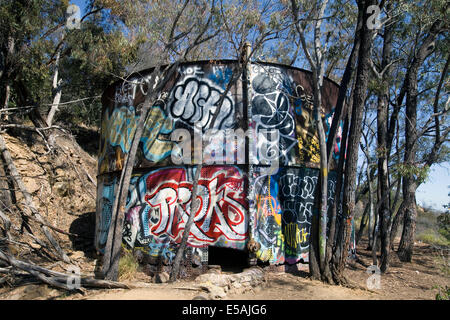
[389, 199, 405, 250]
[397, 68, 419, 262]
[46, 49, 62, 127]
[101, 65, 177, 280]
[377, 16, 393, 273]
[2, 85, 10, 111]
[334, 0, 376, 282]
[397, 182, 417, 262]
[397, 19, 443, 262]
[313, 76, 328, 273]
[169, 163, 202, 281]
[367, 185, 375, 249]
[169, 62, 243, 281]
[356, 201, 370, 245]
[1, 36, 15, 122]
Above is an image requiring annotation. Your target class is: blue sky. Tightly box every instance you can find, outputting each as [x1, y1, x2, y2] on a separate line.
[69, 0, 449, 212]
[70, 0, 88, 15]
[417, 162, 449, 211]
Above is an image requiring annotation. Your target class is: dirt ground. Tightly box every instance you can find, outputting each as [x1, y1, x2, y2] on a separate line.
[2, 238, 446, 300]
[82, 240, 450, 300]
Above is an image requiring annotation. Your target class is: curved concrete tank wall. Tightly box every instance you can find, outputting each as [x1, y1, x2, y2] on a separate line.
[96, 60, 346, 266]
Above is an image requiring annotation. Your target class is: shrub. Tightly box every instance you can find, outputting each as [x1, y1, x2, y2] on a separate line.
[416, 229, 450, 246]
[118, 250, 139, 281]
[434, 286, 450, 300]
[437, 213, 450, 242]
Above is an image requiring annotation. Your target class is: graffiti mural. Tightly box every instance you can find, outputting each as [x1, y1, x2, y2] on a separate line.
[293, 84, 320, 163]
[98, 63, 240, 174]
[324, 109, 343, 160]
[168, 77, 234, 131]
[97, 60, 348, 267]
[118, 166, 247, 263]
[252, 169, 284, 264]
[250, 64, 297, 166]
[251, 167, 337, 265]
[99, 104, 173, 173]
[95, 178, 116, 253]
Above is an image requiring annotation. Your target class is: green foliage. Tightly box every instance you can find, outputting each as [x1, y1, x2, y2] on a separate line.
[437, 212, 450, 242]
[395, 163, 430, 184]
[416, 206, 450, 246]
[434, 286, 450, 300]
[416, 229, 450, 246]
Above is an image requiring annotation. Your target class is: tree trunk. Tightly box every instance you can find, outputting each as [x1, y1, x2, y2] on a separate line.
[46, 49, 62, 127]
[377, 14, 393, 273]
[397, 19, 443, 262]
[397, 184, 417, 262]
[356, 201, 370, 245]
[334, 0, 376, 282]
[169, 163, 202, 281]
[169, 61, 243, 281]
[389, 199, 405, 250]
[397, 77, 418, 262]
[101, 64, 178, 280]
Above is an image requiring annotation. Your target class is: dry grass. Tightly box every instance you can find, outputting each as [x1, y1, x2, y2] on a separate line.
[118, 250, 139, 281]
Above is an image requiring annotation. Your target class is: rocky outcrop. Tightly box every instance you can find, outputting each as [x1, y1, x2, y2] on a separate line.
[194, 267, 266, 300]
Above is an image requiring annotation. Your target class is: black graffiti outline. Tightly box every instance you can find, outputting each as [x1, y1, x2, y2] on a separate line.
[250, 66, 297, 165]
[168, 77, 235, 131]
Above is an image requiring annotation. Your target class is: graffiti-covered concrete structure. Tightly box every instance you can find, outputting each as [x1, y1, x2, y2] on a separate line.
[96, 60, 347, 268]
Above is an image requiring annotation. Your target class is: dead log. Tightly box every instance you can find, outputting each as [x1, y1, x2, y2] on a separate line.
[0, 209, 11, 240]
[0, 249, 129, 290]
[0, 134, 70, 263]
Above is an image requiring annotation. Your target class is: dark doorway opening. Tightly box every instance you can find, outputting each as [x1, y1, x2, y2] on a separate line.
[207, 246, 248, 273]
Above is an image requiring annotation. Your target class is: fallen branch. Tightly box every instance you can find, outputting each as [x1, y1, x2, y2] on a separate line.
[0, 134, 70, 263]
[0, 124, 67, 133]
[0, 209, 11, 240]
[0, 249, 129, 290]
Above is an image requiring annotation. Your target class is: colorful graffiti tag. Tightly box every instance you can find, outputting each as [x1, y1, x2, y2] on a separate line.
[99, 104, 174, 173]
[251, 167, 337, 265]
[118, 166, 247, 263]
[97, 61, 349, 266]
[250, 64, 297, 166]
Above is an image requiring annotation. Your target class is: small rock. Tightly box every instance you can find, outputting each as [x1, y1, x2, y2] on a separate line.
[193, 295, 208, 300]
[154, 271, 170, 283]
[207, 265, 222, 274]
[195, 273, 231, 287]
[70, 251, 84, 260]
[232, 282, 243, 289]
[53, 181, 72, 197]
[143, 264, 158, 277]
[133, 250, 145, 264]
[207, 285, 227, 300]
[191, 254, 202, 267]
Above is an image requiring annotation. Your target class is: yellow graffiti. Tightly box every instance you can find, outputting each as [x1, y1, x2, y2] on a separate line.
[255, 194, 281, 225]
[256, 248, 273, 262]
[283, 223, 309, 250]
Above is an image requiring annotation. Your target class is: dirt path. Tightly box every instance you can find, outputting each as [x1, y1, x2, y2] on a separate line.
[1, 240, 447, 300]
[79, 241, 449, 300]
